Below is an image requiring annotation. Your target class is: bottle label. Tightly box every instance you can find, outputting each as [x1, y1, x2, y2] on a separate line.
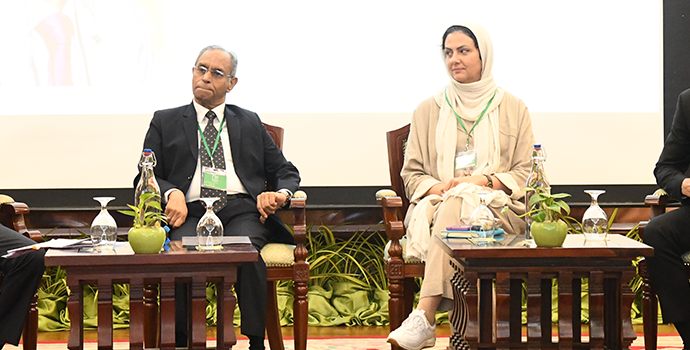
[202, 166, 227, 190]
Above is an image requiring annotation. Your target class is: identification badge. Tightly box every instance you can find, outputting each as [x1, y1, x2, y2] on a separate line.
[202, 166, 227, 190]
[455, 148, 477, 176]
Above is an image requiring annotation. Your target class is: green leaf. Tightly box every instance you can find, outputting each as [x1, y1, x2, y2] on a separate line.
[529, 193, 546, 206]
[557, 201, 571, 214]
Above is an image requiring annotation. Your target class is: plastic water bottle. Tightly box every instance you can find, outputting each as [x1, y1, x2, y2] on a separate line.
[525, 144, 550, 242]
[134, 149, 162, 225]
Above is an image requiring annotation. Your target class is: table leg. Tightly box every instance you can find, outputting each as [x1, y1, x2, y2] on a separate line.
[495, 273, 511, 350]
[588, 271, 605, 350]
[143, 283, 160, 348]
[191, 276, 207, 349]
[97, 279, 113, 350]
[129, 278, 145, 350]
[620, 270, 637, 349]
[479, 278, 493, 345]
[66, 277, 83, 350]
[526, 272, 542, 350]
[557, 271, 574, 350]
[449, 260, 471, 350]
[216, 278, 237, 350]
[509, 278, 522, 345]
[571, 278, 582, 345]
[160, 277, 176, 350]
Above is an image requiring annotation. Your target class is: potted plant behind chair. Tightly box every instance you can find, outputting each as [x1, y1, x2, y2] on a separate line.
[521, 186, 572, 247]
[119, 192, 168, 254]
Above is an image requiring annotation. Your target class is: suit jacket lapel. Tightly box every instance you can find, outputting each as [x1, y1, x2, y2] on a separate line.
[182, 103, 198, 160]
[225, 105, 241, 167]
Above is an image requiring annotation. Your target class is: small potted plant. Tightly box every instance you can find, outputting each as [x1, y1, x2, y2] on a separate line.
[119, 192, 168, 254]
[523, 186, 572, 247]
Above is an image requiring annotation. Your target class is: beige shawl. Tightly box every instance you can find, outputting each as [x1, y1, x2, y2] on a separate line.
[434, 22, 506, 183]
[402, 22, 535, 261]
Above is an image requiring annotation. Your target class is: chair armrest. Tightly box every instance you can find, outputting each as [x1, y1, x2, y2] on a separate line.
[0, 201, 43, 243]
[289, 190, 307, 260]
[645, 190, 673, 220]
[376, 189, 408, 268]
[376, 190, 405, 241]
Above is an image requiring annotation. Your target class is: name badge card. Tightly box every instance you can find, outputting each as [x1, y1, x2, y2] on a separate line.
[202, 166, 227, 190]
[455, 148, 477, 176]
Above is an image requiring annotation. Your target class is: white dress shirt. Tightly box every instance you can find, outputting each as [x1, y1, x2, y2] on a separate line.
[176, 101, 248, 203]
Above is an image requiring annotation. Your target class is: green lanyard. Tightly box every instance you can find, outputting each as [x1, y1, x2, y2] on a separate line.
[197, 115, 226, 168]
[444, 88, 497, 150]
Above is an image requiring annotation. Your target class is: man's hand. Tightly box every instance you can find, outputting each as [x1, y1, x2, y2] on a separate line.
[682, 178, 690, 198]
[257, 191, 287, 224]
[165, 190, 188, 228]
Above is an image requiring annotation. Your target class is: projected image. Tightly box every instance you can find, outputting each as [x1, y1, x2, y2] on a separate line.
[0, 0, 155, 87]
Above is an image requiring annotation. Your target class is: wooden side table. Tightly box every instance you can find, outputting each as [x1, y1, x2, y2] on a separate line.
[437, 234, 653, 350]
[45, 241, 258, 350]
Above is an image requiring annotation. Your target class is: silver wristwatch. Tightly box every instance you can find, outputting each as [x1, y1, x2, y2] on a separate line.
[277, 188, 293, 207]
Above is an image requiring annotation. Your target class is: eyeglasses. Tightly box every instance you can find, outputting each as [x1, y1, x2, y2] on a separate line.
[192, 65, 233, 80]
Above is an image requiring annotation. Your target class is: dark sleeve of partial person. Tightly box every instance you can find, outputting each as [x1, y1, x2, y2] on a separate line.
[654, 89, 690, 205]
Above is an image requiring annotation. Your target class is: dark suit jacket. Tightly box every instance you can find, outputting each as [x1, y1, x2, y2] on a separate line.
[655, 88, 690, 206]
[136, 102, 300, 244]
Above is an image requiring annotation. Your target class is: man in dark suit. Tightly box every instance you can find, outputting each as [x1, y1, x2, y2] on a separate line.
[0, 223, 45, 349]
[644, 88, 690, 349]
[138, 45, 300, 350]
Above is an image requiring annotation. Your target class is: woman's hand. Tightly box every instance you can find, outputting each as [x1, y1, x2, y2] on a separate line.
[425, 175, 491, 197]
[442, 175, 488, 192]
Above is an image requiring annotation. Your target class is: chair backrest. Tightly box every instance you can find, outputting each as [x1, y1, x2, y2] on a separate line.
[386, 124, 411, 213]
[263, 123, 284, 150]
[263, 123, 284, 192]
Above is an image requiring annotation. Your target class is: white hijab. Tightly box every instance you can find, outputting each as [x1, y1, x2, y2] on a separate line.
[433, 22, 505, 183]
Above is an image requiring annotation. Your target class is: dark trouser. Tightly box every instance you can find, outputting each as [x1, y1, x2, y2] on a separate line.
[643, 205, 690, 324]
[169, 195, 269, 339]
[0, 224, 46, 347]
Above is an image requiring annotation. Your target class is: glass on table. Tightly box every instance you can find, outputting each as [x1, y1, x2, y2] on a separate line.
[469, 191, 496, 239]
[582, 190, 608, 241]
[90, 197, 118, 252]
[196, 197, 224, 250]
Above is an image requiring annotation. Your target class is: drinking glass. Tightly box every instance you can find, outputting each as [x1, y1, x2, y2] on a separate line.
[582, 190, 607, 241]
[197, 198, 224, 250]
[469, 191, 496, 239]
[90, 197, 118, 252]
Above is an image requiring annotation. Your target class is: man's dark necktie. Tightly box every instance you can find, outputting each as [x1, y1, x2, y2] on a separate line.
[200, 111, 227, 212]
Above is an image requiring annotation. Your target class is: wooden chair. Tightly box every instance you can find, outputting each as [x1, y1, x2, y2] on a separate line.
[638, 191, 690, 350]
[376, 124, 426, 350]
[0, 195, 42, 350]
[142, 123, 308, 350]
[262, 123, 309, 350]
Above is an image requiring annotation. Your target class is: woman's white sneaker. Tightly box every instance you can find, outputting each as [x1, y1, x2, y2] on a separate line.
[386, 309, 436, 350]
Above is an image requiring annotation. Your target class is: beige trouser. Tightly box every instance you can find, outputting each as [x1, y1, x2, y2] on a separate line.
[417, 195, 523, 311]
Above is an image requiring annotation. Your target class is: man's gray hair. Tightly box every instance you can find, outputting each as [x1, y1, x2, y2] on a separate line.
[195, 45, 238, 78]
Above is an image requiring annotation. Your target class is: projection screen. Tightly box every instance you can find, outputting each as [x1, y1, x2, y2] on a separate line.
[0, 0, 662, 189]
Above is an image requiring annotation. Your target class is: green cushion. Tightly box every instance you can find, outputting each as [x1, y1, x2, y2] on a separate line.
[261, 243, 296, 267]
